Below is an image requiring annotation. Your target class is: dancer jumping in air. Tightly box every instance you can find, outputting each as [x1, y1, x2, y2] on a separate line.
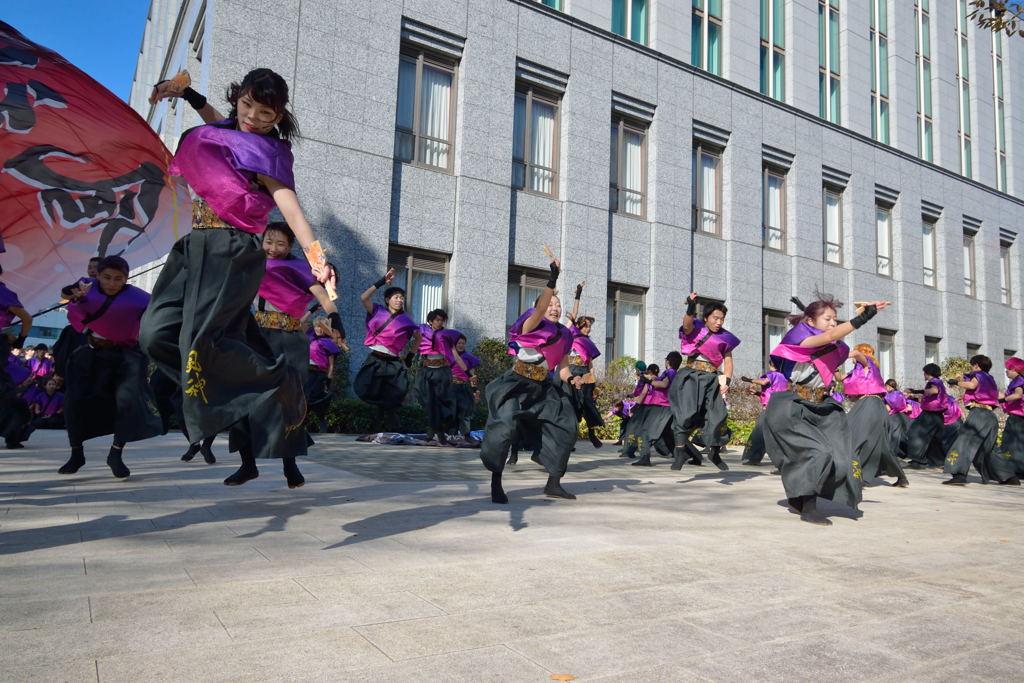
[143, 68, 331, 487]
[763, 295, 889, 526]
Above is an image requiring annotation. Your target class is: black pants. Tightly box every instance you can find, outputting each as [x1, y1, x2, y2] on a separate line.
[670, 367, 729, 447]
[762, 392, 861, 510]
[354, 352, 409, 410]
[945, 407, 1000, 481]
[742, 413, 770, 464]
[140, 228, 303, 459]
[480, 370, 576, 478]
[416, 365, 456, 435]
[905, 410, 946, 466]
[848, 396, 904, 481]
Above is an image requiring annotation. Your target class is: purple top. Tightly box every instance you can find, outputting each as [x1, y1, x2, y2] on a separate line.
[259, 257, 316, 319]
[884, 390, 908, 415]
[308, 335, 342, 370]
[645, 368, 676, 407]
[508, 309, 573, 370]
[679, 320, 741, 368]
[907, 399, 922, 419]
[770, 323, 850, 388]
[6, 354, 29, 386]
[921, 377, 948, 412]
[943, 395, 963, 425]
[613, 400, 636, 418]
[452, 351, 481, 382]
[66, 281, 150, 346]
[759, 371, 789, 407]
[170, 122, 295, 235]
[1004, 375, 1024, 417]
[844, 356, 886, 396]
[363, 304, 417, 355]
[30, 389, 63, 417]
[417, 326, 461, 366]
[0, 282, 23, 329]
[28, 357, 53, 379]
[569, 325, 601, 365]
[963, 371, 999, 406]
[632, 380, 644, 397]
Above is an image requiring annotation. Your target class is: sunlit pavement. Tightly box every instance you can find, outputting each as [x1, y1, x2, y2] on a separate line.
[2, 429, 1022, 681]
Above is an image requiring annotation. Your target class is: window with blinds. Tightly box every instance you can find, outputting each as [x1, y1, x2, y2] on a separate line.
[606, 284, 645, 361]
[387, 246, 449, 323]
[506, 268, 550, 329]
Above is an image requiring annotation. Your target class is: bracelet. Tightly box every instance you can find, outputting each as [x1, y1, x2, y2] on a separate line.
[373, 276, 387, 289]
[181, 87, 207, 111]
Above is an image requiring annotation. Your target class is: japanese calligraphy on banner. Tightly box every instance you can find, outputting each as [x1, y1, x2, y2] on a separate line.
[0, 21, 189, 312]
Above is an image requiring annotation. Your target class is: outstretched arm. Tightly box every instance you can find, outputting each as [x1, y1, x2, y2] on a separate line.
[568, 281, 585, 324]
[148, 81, 224, 123]
[360, 268, 395, 314]
[798, 302, 890, 347]
[522, 256, 560, 335]
[681, 292, 698, 336]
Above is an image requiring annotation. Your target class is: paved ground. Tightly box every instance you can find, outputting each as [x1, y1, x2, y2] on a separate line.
[2, 430, 1022, 682]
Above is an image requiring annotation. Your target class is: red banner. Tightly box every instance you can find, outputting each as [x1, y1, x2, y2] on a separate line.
[0, 21, 189, 313]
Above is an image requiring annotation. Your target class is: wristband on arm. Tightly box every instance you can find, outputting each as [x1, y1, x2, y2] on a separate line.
[849, 304, 877, 330]
[686, 298, 698, 317]
[546, 261, 559, 290]
[328, 312, 344, 336]
[574, 285, 583, 300]
[373, 276, 387, 289]
[181, 87, 207, 111]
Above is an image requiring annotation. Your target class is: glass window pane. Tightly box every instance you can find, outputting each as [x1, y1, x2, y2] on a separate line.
[921, 14, 930, 56]
[528, 100, 556, 194]
[773, 52, 785, 99]
[870, 34, 876, 92]
[419, 65, 452, 168]
[878, 38, 888, 96]
[879, 100, 889, 144]
[701, 152, 719, 216]
[996, 60, 1004, 98]
[877, 0, 887, 34]
[818, 4, 826, 69]
[772, 0, 785, 47]
[512, 94, 526, 163]
[760, 45, 770, 95]
[829, 9, 840, 73]
[707, 21, 721, 74]
[396, 58, 417, 131]
[411, 270, 444, 323]
[819, 71, 827, 119]
[962, 82, 971, 130]
[829, 76, 840, 122]
[922, 61, 932, 115]
[964, 138, 972, 177]
[612, 0, 627, 36]
[631, 0, 648, 44]
[506, 282, 520, 328]
[760, 0, 769, 41]
[998, 101, 1006, 148]
[692, 11, 704, 68]
[609, 125, 618, 186]
[961, 37, 969, 75]
[622, 130, 643, 193]
[923, 120, 932, 161]
[709, 0, 721, 17]
[617, 300, 642, 359]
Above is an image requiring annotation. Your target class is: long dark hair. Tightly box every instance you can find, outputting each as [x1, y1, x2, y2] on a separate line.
[789, 291, 843, 327]
[226, 68, 299, 140]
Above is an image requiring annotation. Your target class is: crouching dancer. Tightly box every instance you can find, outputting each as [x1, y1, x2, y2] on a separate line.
[59, 257, 163, 478]
[480, 255, 580, 503]
[764, 295, 889, 526]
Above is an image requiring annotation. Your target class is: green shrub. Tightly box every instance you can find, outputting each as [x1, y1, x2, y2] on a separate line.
[473, 336, 514, 396]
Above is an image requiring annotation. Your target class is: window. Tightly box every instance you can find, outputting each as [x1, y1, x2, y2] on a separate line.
[1006, 349, 1018, 366]
[505, 268, 549, 329]
[606, 284, 645, 360]
[963, 233, 976, 298]
[760, 0, 786, 100]
[967, 342, 981, 358]
[921, 219, 937, 287]
[878, 330, 896, 381]
[513, 86, 560, 196]
[992, 31, 1007, 191]
[762, 167, 786, 251]
[395, 50, 457, 172]
[693, 143, 722, 236]
[1001, 244, 1012, 306]
[818, 0, 840, 123]
[612, 0, 648, 45]
[610, 117, 647, 218]
[763, 310, 788, 368]
[925, 337, 941, 366]
[915, 0, 933, 161]
[876, 206, 892, 277]
[870, 0, 890, 144]
[533, 0, 560, 8]
[692, 0, 722, 75]
[823, 186, 842, 264]
[955, 0, 972, 178]
[388, 246, 448, 323]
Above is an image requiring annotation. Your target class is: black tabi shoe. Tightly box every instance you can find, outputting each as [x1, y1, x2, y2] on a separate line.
[58, 447, 85, 474]
[786, 497, 804, 512]
[180, 444, 200, 462]
[942, 475, 968, 486]
[5, 440, 24, 449]
[588, 430, 603, 449]
[282, 458, 305, 489]
[491, 472, 508, 504]
[631, 455, 652, 466]
[670, 447, 687, 471]
[106, 447, 130, 479]
[201, 445, 216, 465]
[709, 448, 729, 471]
[224, 464, 259, 486]
[999, 477, 1021, 486]
[893, 478, 910, 488]
[507, 452, 519, 466]
[799, 496, 832, 526]
[907, 461, 926, 470]
[544, 477, 576, 500]
[770, 468, 781, 475]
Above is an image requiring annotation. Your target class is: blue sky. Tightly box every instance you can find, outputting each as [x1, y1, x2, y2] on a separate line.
[4, 1, 149, 101]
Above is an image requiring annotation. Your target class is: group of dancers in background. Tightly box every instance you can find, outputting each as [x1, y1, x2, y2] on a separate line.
[2, 67, 1022, 526]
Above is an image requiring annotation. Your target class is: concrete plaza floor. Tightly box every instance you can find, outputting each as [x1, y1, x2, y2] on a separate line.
[2, 429, 1023, 682]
